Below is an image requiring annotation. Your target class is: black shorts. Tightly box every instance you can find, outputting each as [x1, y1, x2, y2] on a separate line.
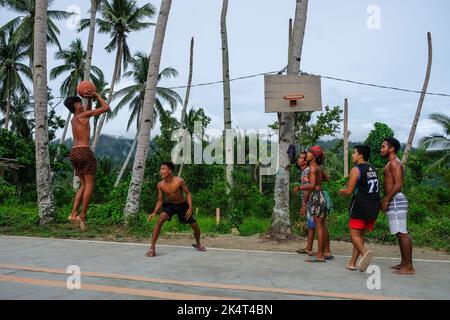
[162, 202, 196, 224]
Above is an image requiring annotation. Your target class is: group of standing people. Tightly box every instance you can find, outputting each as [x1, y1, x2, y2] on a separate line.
[294, 138, 414, 275]
[63, 93, 414, 275]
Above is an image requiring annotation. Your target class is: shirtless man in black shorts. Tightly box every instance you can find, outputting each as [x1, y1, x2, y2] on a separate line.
[146, 162, 206, 257]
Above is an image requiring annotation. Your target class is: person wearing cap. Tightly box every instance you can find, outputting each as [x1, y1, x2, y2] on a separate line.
[300, 146, 333, 263]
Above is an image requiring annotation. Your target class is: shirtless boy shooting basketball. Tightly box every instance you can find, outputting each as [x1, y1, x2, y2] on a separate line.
[64, 90, 110, 231]
[146, 162, 205, 257]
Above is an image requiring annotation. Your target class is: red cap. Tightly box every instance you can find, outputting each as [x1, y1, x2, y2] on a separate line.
[309, 146, 324, 160]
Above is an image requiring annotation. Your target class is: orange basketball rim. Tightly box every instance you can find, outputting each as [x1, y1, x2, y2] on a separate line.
[283, 94, 305, 107]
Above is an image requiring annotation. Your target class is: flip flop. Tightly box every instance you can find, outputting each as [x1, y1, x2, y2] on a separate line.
[324, 255, 335, 260]
[346, 265, 357, 271]
[296, 248, 313, 255]
[192, 244, 207, 252]
[305, 257, 326, 263]
[357, 251, 374, 272]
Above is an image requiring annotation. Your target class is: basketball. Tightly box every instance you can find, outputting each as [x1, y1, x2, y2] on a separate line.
[76, 81, 96, 98]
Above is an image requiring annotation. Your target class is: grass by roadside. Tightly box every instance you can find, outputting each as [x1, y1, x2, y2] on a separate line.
[1, 203, 449, 252]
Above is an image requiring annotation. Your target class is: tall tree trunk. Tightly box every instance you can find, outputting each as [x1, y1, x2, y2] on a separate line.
[3, 85, 10, 130]
[178, 37, 194, 178]
[271, 0, 308, 241]
[91, 41, 122, 152]
[343, 98, 349, 177]
[114, 130, 139, 188]
[33, 0, 54, 224]
[221, 0, 233, 189]
[84, 0, 98, 82]
[402, 32, 433, 165]
[124, 0, 173, 219]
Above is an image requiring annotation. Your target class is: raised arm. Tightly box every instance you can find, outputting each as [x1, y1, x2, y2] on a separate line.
[79, 91, 110, 118]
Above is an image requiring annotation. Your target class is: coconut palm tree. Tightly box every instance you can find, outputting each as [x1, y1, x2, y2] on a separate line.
[50, 39, 104, 151]
[272, 0, 309, 240]
[50, 38, 103, 96]
[124, 0, 172, 218]
[110, 51, 181, 131]
[33, 0, 55, 224]
[0, 0, 72, 66]
[0, 94, 34, 139]
[111, 51, 181, 187]
[0, 25, 32, 130]
[221, 0, 233, 189]
[403, 32, 433, 165]
[420, 112, 450, 168]
[79, 0, 156, 151]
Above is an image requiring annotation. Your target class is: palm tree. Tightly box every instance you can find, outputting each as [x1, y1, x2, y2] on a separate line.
[124, 0, 173, 218]
[111, 51, 182, 187]
[0, 25, 32, 130]
[50, 39, 103, 96]
[403, 32, 433, 164]
[0, 94, 34, 139]
[111, 52, 181, 131]
[83, 0, 101, 82]
[0, 0, 72, 66]
[91, 71, 110, 137]
[50, 38, 103, 151]
[272, 0, 309, 240]
[79, 0, 156, 151]
[420, 112, 450, 168]
[221, 0, 233, 189]
[178, 107, 211, 177]
[33, 0, 55, 224]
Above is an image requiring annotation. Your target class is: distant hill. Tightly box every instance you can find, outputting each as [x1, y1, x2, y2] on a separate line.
[54, 135, 136, 165]
[54, 136, 398, 166]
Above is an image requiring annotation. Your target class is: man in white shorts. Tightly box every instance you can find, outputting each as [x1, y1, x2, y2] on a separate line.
[381, 137, 415, 275]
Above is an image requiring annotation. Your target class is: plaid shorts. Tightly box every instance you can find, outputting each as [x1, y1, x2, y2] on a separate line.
[69, 147, 97, 176]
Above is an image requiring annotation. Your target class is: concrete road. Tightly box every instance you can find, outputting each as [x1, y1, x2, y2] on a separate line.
[0, 236, 449, 300]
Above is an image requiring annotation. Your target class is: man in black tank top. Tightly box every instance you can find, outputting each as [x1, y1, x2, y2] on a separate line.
[339, 145, 380, 272]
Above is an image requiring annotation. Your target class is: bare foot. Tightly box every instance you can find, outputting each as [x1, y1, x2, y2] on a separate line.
[393, 267, 415, 275]
[295, 248, 313, 255]
[68, 215, 79, 224]
[390, 263, 403, 270]
[346, 264, 357, 271]
[146, 248, 156, 257]
[192, 243, 207, 252]
[76, 217, 87, 232]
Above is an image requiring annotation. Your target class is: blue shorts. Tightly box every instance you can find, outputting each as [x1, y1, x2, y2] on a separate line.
[307, 211, 316, 229]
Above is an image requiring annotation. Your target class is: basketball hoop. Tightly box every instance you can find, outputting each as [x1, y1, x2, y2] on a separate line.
[283, 94, 305, 107]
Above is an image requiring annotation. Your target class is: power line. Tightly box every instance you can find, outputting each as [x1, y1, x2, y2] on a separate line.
[167, 70, 450, 98]
[3, 69, 450, 104]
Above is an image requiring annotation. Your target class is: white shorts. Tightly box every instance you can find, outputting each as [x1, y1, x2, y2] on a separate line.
[386, 193, 408, 235]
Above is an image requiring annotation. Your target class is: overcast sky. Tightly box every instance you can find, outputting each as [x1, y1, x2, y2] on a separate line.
[1, 0, 449, 145]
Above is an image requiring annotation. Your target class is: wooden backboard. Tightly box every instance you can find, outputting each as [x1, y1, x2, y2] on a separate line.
[264, 74, 322, 113]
